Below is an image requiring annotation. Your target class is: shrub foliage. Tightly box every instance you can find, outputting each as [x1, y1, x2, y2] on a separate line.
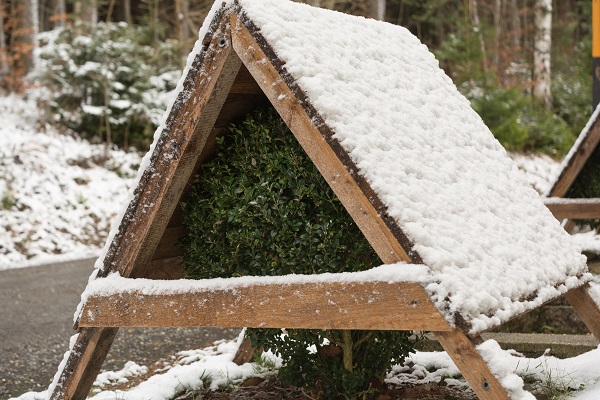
[32, 22, 180, 150]
[181, 108, 414, 398]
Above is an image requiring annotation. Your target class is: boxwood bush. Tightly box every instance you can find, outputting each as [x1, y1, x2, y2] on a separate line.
[180, 108, 415, 399]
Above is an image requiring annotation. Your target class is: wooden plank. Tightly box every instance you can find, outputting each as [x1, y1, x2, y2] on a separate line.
[544, 197, 600, 219]
[48, 328, 118, 400]
[79, 281, 451, 331]
[92, 12, 241, 283]
[565, 283, 600, 340]
[435, 331, 511, 400]
[50, 9, 240, 400]
[231, 14, 419, 265]
[548, 116, 600, 197]
[228, 64, 263, 94]
[145, 256, 186, 280]
[151, 226, 186, 260]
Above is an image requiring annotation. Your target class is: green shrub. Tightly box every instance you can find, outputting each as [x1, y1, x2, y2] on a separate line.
[180, 108, 414, 399]
[32, 22, 181, 150]
[470, 85, 576, 155]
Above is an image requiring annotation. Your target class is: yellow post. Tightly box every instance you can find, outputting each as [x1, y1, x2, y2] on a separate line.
[593, 0, 600, 109]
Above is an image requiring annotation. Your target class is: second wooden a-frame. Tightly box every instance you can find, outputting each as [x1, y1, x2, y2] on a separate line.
[48, 2, 600, 400]
[545, 107, 600, 226]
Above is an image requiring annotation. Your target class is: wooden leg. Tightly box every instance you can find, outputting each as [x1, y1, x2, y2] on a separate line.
[434, 330, 511, 400]
[49, 327, 119, 400]
[565, 283, 600, 340]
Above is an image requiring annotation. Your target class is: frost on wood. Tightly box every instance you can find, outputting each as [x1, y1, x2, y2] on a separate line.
[236, 0, 588, 333]
[80, 264, 428, 299]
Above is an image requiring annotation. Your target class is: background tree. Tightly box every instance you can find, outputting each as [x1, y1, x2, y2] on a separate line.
[533, 0, 552, 108]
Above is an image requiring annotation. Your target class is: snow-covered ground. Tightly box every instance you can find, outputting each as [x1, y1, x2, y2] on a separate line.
[12, 332, 600, 400]
[0, 94, 140, 269]
[2, 91, 600, 399]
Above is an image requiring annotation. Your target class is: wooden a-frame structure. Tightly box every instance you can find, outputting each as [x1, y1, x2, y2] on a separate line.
[545, 107, 600, 228]
[49, 1, 600, 399]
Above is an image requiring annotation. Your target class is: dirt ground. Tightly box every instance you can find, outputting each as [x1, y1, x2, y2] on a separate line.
[176, 377, 475, 400]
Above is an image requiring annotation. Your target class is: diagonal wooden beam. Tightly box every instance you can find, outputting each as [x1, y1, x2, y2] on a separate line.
[434, 330, 511, 400]
[49, 8, 241, 400]
[230, 13, 419, 265]
[548, 115, 600, 197]
[565, 283, 600, 340]
[78, 280, 452, 331]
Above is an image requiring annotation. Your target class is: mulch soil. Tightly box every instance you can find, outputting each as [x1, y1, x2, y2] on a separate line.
[177, 377, 474, 400]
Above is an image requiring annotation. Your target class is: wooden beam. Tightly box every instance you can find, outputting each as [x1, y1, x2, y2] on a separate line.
[543, 197, 600, 219]
[548, 116, 600, 197]
[48, 328, 118, 400]
[565, 283, 600, 340]
[50, 8, 240, 400]
[150, 226, 186, 260]
[78, 280, 451, 331]
[435, 331, 511, 400]
[93, 13, 242, 284]
[145, 256, 186, 280]
[231, 14, 419, 265]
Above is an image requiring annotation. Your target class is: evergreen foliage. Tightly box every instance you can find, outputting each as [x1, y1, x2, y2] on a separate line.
[32, 22, 181, 150]
[180, 108, 414, 399]
[470, 84, 576, 155]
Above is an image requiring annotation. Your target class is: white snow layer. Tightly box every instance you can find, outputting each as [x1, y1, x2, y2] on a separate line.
[236, 0, 589, 332]
[14, 337, 600, 400]
[80, 263, 429, 300]
[0, 95, 139, 269]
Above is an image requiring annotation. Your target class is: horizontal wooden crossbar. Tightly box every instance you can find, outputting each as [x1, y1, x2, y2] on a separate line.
[544, 197, 600, 219]
[78, 280, 452, 331]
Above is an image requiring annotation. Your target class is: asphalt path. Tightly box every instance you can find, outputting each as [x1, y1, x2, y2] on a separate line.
[0, 258, 240, 399]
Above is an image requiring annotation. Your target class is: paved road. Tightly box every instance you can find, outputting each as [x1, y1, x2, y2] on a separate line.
[0, 259, 240, 399]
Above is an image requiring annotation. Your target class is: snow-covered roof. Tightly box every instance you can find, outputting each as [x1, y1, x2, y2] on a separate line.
[230, 0, 589, 333]
[85, 0, 589, 335]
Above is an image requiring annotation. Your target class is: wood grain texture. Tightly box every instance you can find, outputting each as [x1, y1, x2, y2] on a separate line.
[79, 281, 451, 331]
[51, 8, 240, 400]
[48, 328, 119, 400]
[151, 226, 187, 260]
[231, 14, 419, 265]
[548, 116, 600, 197]
[93, 10, 241, 284]
[565, 283, 600, 340]
[543, 197, 600, 219]
[145, 256, 186, 280]
[434, 331, 511, 400]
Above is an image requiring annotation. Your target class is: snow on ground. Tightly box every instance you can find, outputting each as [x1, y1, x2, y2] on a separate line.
[0, 94, 140, 270]
[12, 335, 600, 400]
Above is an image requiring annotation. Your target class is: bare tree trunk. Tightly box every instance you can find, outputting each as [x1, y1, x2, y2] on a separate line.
[125, 0, 131, 23]
[493, 0, 502, 74]
[0, 2, 8, 80]
[533, 0, 552, 108]
[510, 0, 521, 49]
[55, 0, 66, 27]
[175, 0, 186, 69]
[75, 0, 97, 24]
[367, 0, 386, 20]
[469, 0, 488, 75]
[10, 0, 35, 92]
